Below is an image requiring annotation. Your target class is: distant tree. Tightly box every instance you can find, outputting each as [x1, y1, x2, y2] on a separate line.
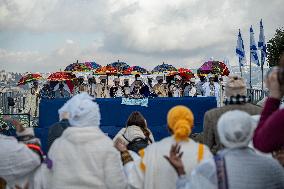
[267, 28, 284, 67]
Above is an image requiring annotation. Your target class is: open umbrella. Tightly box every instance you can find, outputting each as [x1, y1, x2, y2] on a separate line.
[47, 71, 77, 81]
[47, 71, 77, 93]
[84, 62, 101, 70]
[169, 68, 194, 81]
[65, 63, 92, 72]
[107, 61, 130, 72]
[95, 66, 118, 75]
[152, 62, 177, 73]
[123, 66, 148, 75]
[197, 61, 230, 77]
[17, 73, 43, 86]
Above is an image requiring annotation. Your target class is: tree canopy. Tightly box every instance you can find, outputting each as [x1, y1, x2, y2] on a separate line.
[267, 28, 284, 67]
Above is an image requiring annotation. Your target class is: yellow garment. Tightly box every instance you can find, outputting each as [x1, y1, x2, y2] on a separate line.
[167, 106, 194, 142]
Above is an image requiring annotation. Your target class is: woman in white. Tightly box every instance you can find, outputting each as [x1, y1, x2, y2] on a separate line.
[43, 93, 127, 189]
[115, 105, 212, 189]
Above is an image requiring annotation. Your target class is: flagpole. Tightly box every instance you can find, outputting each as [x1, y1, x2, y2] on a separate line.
[239, 57, 243, 77]
[261, 59, 264, 91]
[250, 50, 252, 90]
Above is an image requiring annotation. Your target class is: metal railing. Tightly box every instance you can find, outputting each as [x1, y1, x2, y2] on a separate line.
[247, 88, 268, 104]
[0, 89, 269, 114]
[0, 92, 26, 114]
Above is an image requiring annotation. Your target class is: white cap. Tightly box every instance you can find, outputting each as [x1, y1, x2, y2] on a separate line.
[114, 78, 120, 82]
[190, 78, 196, 83]
[174, 75, 182, 80]
[156, 76, 163, 81]
[217, 110, 254, 148]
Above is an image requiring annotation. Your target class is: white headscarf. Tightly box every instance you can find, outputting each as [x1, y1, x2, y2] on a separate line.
[217, 110, 254, 148]
[58, 93, 101, 127]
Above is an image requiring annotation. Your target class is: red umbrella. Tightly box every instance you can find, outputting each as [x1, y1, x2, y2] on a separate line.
[47, 71, 76, 81]
[95, 66, 118, 75]
[169, 68, 194, 81]
[47, 72, 77, 93]
[17, 73, 43, 86]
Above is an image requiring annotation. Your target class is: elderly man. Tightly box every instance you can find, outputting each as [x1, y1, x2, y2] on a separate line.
[169, 75, 183, 97]
[122, 78, 131, 97]
[95, 76, 110, 98]
[153, 76, 168, 97]
[110, 78, 123, 97]
[203, 75, 262, 154]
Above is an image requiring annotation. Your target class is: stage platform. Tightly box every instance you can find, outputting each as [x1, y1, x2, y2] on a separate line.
[37, 97, 217, 152]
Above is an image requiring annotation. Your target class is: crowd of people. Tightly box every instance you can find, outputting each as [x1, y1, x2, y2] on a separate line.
[0, 54, 284, 189]
[24, 73, 222, 118]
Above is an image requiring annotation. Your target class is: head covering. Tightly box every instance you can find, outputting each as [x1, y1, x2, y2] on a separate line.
[174, 75, 182, 80]
[225, 75, 247, 97]
[156, 76, 163, 81]
[190, 78, 196, 83]
[58, 93, 101, 127]
[207, 74, 214, 79]
[124, 78, 129, 81]
[114, 78, 120, 82]
[99, 76, 107, 80]
[136, 77, 143, 81]
[167, 106, 194, 141]
[217, 110, 254, 148]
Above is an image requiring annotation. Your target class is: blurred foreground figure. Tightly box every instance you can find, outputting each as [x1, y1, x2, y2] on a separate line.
[44, 93, 127, 189]
[115, 105, 212, 189]
[166, 110, 284, 189]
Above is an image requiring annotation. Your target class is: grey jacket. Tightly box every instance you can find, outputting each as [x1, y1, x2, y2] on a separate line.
[203, 103, 262, 154]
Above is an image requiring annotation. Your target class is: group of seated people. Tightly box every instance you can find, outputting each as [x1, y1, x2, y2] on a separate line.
[1, 54, 284, 189]
[37, 73, 219, 99]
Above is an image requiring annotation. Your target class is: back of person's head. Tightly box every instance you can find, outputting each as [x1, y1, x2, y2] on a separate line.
[167, 106, 194, 142]
[126, 111, 146, 129]
[58, 93, 101, 127]
[225, 75, 247, 97]
[217, 110, 254, 149]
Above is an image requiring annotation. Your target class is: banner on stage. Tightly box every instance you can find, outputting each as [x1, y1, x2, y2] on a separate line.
[121, 98, 148, 107]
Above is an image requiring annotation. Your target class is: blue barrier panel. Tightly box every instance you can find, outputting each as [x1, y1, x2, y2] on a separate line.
[37, 97, 217, 152]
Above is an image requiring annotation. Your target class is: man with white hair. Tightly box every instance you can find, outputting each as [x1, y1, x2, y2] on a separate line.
[166, 110, 284, 189]
[44, 93, 128, 189]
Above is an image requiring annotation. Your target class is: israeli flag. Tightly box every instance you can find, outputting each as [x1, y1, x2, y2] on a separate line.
[236, 29, 246, 67]
[258, 19, 266, 66]
[250, 26, 260, 66]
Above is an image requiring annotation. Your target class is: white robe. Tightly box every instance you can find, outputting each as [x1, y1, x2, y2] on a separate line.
[24, 89, 40, 117]
[202, 82, 221, 106]
[124, 136, 212, 189]
[43, 126, 127, 189]
[0, 134, 41, 189]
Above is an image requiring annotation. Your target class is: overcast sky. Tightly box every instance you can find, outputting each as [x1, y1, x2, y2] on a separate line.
[0, 0, 283, 72]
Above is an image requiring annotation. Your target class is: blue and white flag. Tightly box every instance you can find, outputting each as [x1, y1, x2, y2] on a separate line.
[250, 26, 260, 66]
[258, 19, 266, 67]
[236, 29, 246, 67]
